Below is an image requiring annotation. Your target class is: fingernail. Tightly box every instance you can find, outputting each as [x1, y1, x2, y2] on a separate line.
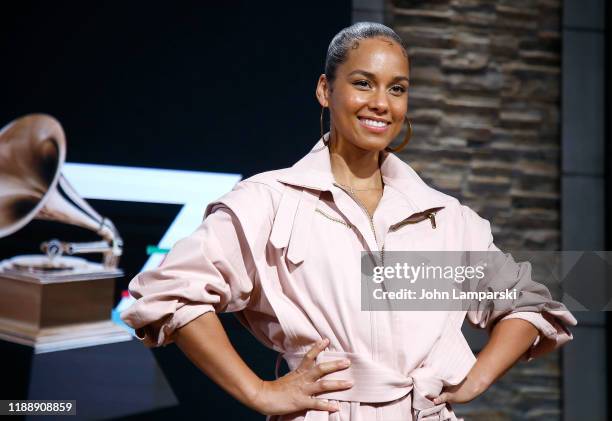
[343, 380, 354, 387]
[320, 338, 328, 347]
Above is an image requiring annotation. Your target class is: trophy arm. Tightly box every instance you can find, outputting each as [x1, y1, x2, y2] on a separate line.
[38, 175, 123, 268]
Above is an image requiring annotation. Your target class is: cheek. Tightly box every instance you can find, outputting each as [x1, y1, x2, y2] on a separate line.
[391, 98, 408, 119]
[389, 102, 407, 134]
[332, 96, 367, 125]
[341, 96, 367, 116]
[333, 88, 368, 111]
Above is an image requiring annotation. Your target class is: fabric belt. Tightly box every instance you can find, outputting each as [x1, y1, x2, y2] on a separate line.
[277, 351, 461, 421]
[266, 315, 473, 420]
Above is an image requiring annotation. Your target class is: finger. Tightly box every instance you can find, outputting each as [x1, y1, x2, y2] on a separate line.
[433, 393, 450, 405]
[297, 338, 329, 373]
[305, 379, 353, 396]
[307, 397, 339, 412]
[307, 358, 351, 381]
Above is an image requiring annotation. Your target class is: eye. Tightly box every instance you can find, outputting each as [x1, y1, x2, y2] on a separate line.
[390, 85, 407, 95]
[353, 80, 371, 89]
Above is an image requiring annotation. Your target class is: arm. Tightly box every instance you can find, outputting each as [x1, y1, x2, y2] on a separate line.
[121, 182, 352, 415]
[432, 205, 577, 405]
[173, 311, 263, 410]
[459, 204, 576, 359]
[120, 208, 254, 347]
[433, 317, 538, 404]
[174, 312, 351, 415]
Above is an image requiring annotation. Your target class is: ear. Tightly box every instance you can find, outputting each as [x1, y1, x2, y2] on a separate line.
[315, 74, 330, 107]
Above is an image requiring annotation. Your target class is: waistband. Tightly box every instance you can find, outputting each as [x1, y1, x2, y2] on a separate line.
[284, 351, 414, 403]
[269, 313, 474, 420]
[281, 350, 460, 421]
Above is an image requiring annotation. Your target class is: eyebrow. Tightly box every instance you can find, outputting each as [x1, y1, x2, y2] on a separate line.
[347, 69, 409, 84]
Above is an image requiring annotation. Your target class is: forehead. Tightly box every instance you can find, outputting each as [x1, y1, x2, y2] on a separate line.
[341, 37, 409, 76]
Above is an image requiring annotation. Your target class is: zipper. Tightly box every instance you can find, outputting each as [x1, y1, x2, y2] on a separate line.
[332, 183, 443, 373]
[333, 182, 385, 266]
[333, 183, 445, 266]
[315, 208, 353, 229]
[428, 213, 437, 229]
[389, 206, 445, 232]
[333, 182, 381, 369]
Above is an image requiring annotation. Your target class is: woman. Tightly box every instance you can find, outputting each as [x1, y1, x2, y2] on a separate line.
[121, 22, 576, 421]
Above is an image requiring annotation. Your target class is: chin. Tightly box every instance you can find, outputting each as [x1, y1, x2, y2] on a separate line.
[353, 125, 401, 151]
[353, 136, 389, 152]
[360, 131, 397, 150]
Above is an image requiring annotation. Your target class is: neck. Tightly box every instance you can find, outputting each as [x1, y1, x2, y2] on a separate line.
[327, 130, 384, 190]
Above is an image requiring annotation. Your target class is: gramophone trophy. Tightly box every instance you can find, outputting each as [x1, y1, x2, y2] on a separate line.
[0, 114, 131, 353]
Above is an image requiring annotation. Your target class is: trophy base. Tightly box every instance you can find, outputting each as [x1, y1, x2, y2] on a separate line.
[0, 254, 129, 353]
[0, 319, 132, 354]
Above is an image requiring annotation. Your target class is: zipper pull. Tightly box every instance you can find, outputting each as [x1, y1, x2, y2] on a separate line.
[428, 213, 437, 229]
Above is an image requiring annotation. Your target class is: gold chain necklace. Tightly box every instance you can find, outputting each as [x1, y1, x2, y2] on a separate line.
[336, 182, 383, 194]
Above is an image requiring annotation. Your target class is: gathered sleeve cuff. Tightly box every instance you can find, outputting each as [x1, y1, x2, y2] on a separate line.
[131, 303, 216, 348]
[496, 310, 575, 361]
[120, 181, 276, 348]
[460, 205, 578, 361]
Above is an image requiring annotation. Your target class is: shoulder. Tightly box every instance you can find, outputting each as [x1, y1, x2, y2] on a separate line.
[240, 168, 289, 195]
[406, 163, 487, 226]
[204, 168, 292, 215]
[388, 155, 460, 211]
[202, 168, 300, 246]
[420, 184, 489, 234]
[443, 198, 494, 250]
[403, 164, 492, 246]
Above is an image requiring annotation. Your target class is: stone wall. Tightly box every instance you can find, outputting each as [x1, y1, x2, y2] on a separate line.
[392, 0, 561, 252]
[388, 1, 564, 419]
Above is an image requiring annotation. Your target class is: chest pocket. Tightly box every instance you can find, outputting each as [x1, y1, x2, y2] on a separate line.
[314, 202, 354, 230]
[269, 185, 320, 265]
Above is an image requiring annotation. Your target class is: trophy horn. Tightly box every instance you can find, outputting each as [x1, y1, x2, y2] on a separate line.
[0, 114, 123, 268]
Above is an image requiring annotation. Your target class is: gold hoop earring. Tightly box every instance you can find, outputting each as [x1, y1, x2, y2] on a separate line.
[320, 106, 329, 146]
[385, 118, 412, 153]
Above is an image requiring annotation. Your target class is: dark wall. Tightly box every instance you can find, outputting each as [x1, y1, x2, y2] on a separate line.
[0, 2, 351, 419]
[1, 1, 349, 174]
[0, 0, 351, 280]
[606, 2, 612, 418]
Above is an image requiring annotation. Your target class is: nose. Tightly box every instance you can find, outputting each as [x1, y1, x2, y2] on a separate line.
[368, 88, 389, 114]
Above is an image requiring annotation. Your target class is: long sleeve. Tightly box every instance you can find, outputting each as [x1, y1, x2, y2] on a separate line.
[120, 207, 256, 347]
[459, 205, 577, 361]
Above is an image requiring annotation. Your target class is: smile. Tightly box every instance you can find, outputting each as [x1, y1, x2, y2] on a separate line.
[358, 117, 391, 133]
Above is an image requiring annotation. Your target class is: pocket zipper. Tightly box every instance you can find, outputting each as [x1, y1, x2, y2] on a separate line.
[389, 206, 445, 232]
[315, 207, 353, 229]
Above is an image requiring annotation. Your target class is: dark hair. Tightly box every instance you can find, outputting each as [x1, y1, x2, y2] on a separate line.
[324, 22, 407, 85]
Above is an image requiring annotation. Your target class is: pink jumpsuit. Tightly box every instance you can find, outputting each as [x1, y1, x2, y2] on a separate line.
[121, 137, 576, 421]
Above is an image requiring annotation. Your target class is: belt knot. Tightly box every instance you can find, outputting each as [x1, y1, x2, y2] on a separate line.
[280, 351, 460, 421]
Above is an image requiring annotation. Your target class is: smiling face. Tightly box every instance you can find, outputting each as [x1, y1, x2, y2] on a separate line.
[316, 37, 410, 152]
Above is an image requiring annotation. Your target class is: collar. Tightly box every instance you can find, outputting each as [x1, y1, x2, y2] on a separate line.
[275, 134, 452, 213]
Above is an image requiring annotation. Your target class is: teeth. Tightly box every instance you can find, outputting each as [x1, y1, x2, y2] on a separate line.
[361, 118, 387, 128]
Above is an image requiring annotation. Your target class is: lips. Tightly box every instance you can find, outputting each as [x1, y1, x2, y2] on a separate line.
[357, 116, 391, 133]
